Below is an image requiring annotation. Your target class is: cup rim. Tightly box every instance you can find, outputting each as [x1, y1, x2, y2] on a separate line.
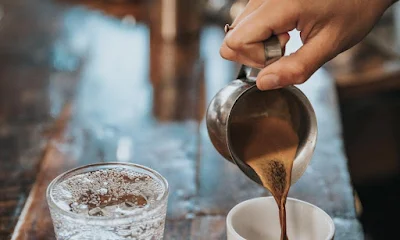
[46, 162, 169, 221]
[226, 196, 335, 240]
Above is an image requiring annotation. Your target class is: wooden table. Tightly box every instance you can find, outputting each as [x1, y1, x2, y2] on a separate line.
[0, 0, 363, 239]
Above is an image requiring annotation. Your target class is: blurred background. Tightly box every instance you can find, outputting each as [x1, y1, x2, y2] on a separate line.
[1, 0, 400, 239]
[325, 4, 400, 240]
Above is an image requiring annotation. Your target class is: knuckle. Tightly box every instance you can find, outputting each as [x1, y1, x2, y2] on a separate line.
[219, 46, 234, 60]
[294, 77, 307, 85]
[291, 62, 308, 84]
[225, 36, 244, 51]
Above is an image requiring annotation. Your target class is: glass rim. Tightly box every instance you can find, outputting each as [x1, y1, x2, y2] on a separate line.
[46, 162, 169, 221]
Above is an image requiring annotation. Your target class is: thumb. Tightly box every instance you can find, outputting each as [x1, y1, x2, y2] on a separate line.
[256, 31, 335, 90]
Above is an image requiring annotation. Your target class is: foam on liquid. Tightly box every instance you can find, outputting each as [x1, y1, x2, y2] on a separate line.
[51, 168, 165, 218]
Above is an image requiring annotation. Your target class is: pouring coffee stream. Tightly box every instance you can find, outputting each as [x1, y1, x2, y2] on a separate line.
[206, 35, 318, 186]
[206, 34, 318, 239]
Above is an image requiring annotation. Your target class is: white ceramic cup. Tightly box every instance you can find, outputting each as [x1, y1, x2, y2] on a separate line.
[226, 197, 335, 240]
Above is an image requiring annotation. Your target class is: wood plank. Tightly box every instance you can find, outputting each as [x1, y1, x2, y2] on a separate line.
[11, 106, 72, 240]
[0, 66, 51, 124]
[191, 216, 226, 240]
[164, 220, 192, 240]
[164, 216, 226, 240]
[0, 3, 91, 237]
[11, 65, 202, 237]
[0, 124, 49, 238]
[0, 2, 85, 238]
[9, 2, 203, 238]
[0, 49, 59, 240]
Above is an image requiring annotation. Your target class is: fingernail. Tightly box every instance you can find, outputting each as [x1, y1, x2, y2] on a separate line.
[258, 74, 280, 90]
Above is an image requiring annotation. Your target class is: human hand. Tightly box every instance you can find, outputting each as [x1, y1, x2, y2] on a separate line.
[220, 0, 395, 90]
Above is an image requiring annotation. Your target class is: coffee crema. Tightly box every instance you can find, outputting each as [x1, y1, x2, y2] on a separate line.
[230, 116, 299, 240]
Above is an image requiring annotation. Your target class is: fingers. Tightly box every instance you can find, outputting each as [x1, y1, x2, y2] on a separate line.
[221, 0, 267, 68]
[220, 41, 265, 69]
[220, 0, 295, 67]
[226, 1, 298, 48]
[220, 33, 290, 68]
[256, 30, 335, 90]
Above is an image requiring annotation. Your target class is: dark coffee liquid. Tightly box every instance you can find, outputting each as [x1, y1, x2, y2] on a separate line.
[231, 116, 298, 240]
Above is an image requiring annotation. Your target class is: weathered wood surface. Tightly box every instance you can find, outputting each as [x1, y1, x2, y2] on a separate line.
[0, 0, 363, 239]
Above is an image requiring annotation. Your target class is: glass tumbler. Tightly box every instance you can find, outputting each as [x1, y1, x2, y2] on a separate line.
[46, 162, 169, 240]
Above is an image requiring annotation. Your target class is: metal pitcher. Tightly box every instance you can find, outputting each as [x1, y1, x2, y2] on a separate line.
[206, 36, 318, 185]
